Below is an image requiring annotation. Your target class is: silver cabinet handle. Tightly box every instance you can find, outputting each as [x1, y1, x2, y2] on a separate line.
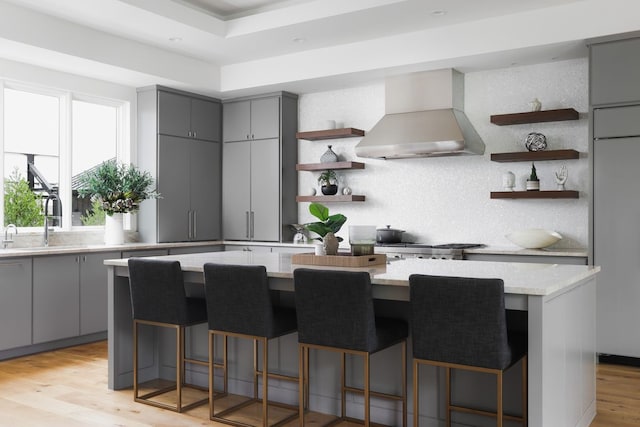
[188, 211, 193, 239]
[193, 211, 197, 239]
[188, 131, 192, 137]
[193, 131, 197, 138]
[250, 211, 255, 239]
[245, 211, 250, 238]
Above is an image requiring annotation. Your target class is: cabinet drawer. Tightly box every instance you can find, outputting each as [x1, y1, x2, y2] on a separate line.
[594, 105, 640, 139]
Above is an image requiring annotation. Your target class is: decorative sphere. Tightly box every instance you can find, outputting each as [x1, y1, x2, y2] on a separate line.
[525, 132, 547, 151]
[342, 187, 352, 195]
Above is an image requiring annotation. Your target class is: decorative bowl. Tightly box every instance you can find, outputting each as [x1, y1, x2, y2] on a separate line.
[506, 229, 562, 249]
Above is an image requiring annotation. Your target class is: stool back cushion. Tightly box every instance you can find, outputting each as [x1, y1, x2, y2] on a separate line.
[203, 263, 277, 337]
[293, 268, 376, 351]
[409, 274, 511, 370]
[128, 258, 191, 324]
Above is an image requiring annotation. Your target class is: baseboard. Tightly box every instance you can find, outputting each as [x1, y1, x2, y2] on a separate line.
[598, 353, 640, 367]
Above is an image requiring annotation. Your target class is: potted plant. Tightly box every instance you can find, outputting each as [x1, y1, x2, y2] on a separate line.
[77, 159, 159, 244]
[526, 162, 540, 191]
[304, 202, 346, 255]
[318, 170, 338, 195]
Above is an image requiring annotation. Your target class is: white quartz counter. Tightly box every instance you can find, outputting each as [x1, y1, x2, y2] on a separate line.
[105, 250, 599, 297]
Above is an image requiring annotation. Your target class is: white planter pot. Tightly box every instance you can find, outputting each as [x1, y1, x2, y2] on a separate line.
[104, 213, 124, 245]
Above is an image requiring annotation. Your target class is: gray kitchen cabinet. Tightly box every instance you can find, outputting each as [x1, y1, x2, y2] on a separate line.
[0, 258, 32, 351]
[137, 86, 222, 243]
[222, 92, 298, 242]
[158, 89, 221, 142]
[80, 251, 120, 335]
[222, 97, 279, 142]
[590, 36, 640, 106]
[223, 138, 279, 241]
[168, 245, 222, 255]
[33, 255, 80, 344]
[157, 135, 221, 242]
[121, 248, 169, 258]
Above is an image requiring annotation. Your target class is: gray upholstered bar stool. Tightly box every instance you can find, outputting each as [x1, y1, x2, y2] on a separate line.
[409, 274, 528, 427]
[203, 263, 299, 427]
[293, 268, 408, 426]
[127, 258, 209, 412]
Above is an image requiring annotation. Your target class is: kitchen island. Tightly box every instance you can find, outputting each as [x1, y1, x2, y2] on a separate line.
[105, 251, 599, 427]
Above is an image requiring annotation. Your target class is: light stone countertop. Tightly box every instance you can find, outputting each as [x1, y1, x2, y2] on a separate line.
[463, 245, 588, 257]
[105, 250, 600, 297]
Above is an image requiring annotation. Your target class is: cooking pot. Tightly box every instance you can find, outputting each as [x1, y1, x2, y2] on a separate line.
[376, 225, 405, 243]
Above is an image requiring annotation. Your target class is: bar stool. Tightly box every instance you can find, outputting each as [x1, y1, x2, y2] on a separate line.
[293, 268, 408, 426]
[409, 274, 528, 427]
[203, 263, 299, 427]
[127, 258, 209, 412]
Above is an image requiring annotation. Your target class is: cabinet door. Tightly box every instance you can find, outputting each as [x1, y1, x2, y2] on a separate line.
[591, 38, 640, 105]
[33, 255, 80, 344]
[250, 97, 280, 140]
[190, 140, 221, 240]
[158, 91, 191, 138]
[223, 100, 251, 142]
[158, 135, 191, 242]
[594, 136, 640, 357]
[0, 258, 32, 351]
[80, 251, 120, 335]
[191, 98, 221, 142]
[222, 140, 251, 240]
[251, 138, 280, 241]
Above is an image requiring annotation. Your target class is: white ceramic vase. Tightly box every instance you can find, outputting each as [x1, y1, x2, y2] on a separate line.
[104, 213, 125, 245]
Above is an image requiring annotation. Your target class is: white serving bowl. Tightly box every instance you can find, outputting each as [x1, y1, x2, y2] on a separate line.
[506, 229, 562, 249]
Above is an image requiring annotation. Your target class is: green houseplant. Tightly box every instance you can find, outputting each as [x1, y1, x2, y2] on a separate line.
[77, 160, 159, 244]
[318, 170, 338, 195]
[526, 162, 540, 191]
[77, 159, 159, 216]
[304, 202, 346, 255]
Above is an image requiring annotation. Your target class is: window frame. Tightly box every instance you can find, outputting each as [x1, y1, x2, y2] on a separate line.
[0, 79, 130, 232]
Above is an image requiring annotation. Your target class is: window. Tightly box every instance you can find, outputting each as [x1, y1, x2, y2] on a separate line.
[2, 83, 126, 230]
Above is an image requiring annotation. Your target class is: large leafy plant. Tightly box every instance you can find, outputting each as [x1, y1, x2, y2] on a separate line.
[77, 160, 159, 216]
[304, 202, 347, 242]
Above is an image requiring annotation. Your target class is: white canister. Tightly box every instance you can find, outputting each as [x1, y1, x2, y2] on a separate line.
[314, 243, 326, 256]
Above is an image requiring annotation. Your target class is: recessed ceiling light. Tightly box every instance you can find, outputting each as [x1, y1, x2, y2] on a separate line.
[292, 37, 305, 43]
[168, 37, 183, 42]
[431, 10, 447, 16]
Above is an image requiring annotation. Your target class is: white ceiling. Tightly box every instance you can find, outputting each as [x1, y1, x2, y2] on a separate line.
[0, 0, 639, 98]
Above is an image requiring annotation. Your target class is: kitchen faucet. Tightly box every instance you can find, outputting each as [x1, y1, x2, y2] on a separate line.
[43, 194, 61, 247]
[2, 224, 17, 249]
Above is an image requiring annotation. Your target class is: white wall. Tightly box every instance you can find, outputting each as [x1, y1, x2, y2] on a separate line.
[297, 58, 589, 248]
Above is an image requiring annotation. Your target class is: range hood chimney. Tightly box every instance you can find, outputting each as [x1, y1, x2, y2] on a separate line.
[355, 69, 485, 159]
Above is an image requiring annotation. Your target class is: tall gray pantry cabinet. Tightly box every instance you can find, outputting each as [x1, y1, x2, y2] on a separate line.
[137, 86, 222, 243]
[590, 35, 640, 360]
[222, 93, 298, 242]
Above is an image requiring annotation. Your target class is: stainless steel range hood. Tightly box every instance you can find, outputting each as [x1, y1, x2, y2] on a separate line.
[355, 69, 485, 159]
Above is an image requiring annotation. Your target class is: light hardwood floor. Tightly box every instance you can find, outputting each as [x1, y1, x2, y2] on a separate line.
[0, 340, 637, 426]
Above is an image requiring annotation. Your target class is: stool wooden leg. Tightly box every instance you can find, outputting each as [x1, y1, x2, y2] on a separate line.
[304, 346, 309, 409]
[223, 335, 228, 393]
[254, 339, 259, 400]
[413, 360, 419, 427]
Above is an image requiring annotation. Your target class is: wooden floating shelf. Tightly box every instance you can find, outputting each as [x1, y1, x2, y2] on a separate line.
[490, 108, 579, 126]
[296, 195, 365, 202]
[296, 161, 365, 171]
[296, 128, 365, 141]
[491, 149, 580, 162]
[490, 190, 579, 199]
